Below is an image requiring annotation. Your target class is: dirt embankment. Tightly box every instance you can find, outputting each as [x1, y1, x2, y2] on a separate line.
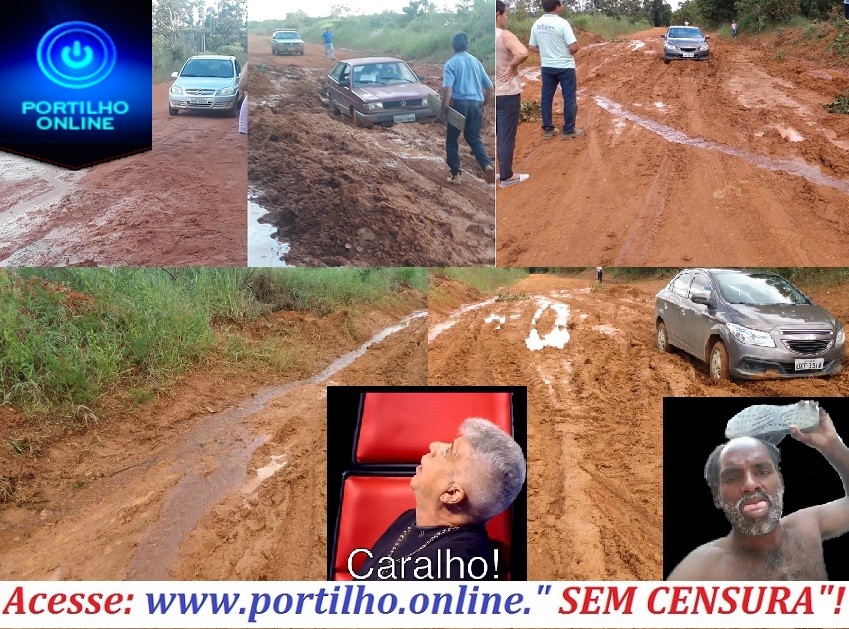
[0, 298, 425, 580]
[497, 27, 849, 267]
[0, 84, 247, 266]
[427, 273, 849, 579]
[248, 35, 495, 266]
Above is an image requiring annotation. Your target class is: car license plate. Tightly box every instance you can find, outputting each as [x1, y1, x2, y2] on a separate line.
[394, 113, 416, 123]
[190, 98, 210, 104]
[683, 52, 695, 58]
[795, 358, 824, 371]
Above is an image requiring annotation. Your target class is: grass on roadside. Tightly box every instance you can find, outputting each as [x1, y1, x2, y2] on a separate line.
[0, 268, 426, 421]
[434, 268, 529, 294]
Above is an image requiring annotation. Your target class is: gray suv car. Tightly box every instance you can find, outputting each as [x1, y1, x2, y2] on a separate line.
[655, 269, 845, 380]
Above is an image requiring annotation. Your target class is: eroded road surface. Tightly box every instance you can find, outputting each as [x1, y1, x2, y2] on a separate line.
[248, 36, 495, 266]
[497, 29, 849, 267]
[427, 273, 849, 579]
[0, 310, 425, 579]
[0, 84, 246, 266]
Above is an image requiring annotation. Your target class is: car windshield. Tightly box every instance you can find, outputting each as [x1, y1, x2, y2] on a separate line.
[668, 27, 702, 38]
[180, 59, 234, 78]
[352, 62, 418, 86]
[275, 32, 299, 40]
[716, 273, 808, 305]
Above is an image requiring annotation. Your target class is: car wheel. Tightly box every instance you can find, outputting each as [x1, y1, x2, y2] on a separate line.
[351, 107, 359, 128]
[169, 106, 178, 116]
[663, 57, 670, 64]
[709, 341, 730, 381]
[656, 321, 673, 353]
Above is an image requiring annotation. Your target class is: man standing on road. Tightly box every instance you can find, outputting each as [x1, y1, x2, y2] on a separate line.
[496, 0, 530, 189]
[667, 408, 849, 580]
[441, 32, 496, 186]
[731, 20, 738, 37]
[529, 0, 583, 141]
[322, 27, 335, 61]
[596, 266, 603, 284]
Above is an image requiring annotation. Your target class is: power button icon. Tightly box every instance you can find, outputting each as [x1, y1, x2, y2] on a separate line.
[37, 21, 116, 89]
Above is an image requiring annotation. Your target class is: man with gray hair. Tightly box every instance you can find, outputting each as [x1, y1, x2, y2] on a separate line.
[441, 32, 496, 186]
[355, 417, 526, 580]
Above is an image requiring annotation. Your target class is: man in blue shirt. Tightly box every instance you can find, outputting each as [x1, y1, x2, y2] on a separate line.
[441, 32, 495, 186]
[322, 27, 335, 61]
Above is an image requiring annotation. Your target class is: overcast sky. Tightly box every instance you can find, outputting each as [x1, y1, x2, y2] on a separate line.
[248, 0, 461, 20]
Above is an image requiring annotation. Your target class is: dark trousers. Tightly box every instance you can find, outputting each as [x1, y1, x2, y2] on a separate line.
[495, 93, 520, 181]
[446, 99, 491, 176]
[541, 66, 577, 134]
[845, 2, 848, 19]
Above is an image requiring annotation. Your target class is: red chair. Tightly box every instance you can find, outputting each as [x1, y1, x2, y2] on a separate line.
[355, 392, 513, 464]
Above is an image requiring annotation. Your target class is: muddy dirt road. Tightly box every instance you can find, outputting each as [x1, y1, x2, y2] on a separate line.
[248, 36, 495, 266]
[427, 273, 849, 579]
[0, 308, 425, 579]
[497, 29, 849, 267]
[0, 84, 246, 266]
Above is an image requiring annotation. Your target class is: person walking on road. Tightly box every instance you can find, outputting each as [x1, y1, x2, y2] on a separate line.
[322, 27, 335, 61]
[441, 32, 496, 186]
[731, 20, 738, 38]
[596, 267, 603, 284]
[529, 0, 584, 141]
[496, 0, 530, 189]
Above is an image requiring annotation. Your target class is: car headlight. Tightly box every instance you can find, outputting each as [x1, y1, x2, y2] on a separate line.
[665, 42, 676, 49]
[699, 43, 709, 51]
[170, 85, 183, 95]
[420, 98, 428, 106]
[726, 323, 776, 347]
[217, 86, 237, 96]
[365, 102, 384, 111]
[837, 327, 845, 345]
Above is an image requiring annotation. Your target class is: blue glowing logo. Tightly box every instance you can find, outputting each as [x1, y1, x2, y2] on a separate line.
[37, 21, 116, 89]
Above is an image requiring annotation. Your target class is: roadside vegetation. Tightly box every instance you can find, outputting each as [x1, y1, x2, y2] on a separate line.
[152, 0, 248, 84]
[250, 0, 495, 71]
[0, 268, 426, 421]
[434, 268, 529, 293]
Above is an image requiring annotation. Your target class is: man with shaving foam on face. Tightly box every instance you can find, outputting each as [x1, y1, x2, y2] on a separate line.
[351, 418, 525, 580]
[668, 405, 849, 580]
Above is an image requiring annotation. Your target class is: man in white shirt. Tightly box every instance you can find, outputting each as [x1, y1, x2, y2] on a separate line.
[529, 0, 583, 140]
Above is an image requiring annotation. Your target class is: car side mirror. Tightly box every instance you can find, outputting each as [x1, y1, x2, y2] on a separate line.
[660, 34, 666, 39]
[704, 35, 710, 40]
[690, 288, 714, 307]
[171, 71, 179, 78]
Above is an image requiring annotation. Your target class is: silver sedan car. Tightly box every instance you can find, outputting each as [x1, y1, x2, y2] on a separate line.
[655, 269, 845, 380]
[168, 55, 243, 116]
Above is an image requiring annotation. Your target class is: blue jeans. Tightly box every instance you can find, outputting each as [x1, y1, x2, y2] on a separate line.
[541, 67, 577, 134]
[446, 99, 491, 176]
[496, 93, 520, 181]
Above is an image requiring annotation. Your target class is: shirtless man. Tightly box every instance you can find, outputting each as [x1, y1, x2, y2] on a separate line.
[668, 409, 849, 580]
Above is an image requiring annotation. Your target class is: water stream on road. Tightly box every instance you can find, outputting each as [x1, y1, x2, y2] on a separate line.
[248, 196, 290, 267]
[594, 96, 849, 196]
[126, 310, 427, 579]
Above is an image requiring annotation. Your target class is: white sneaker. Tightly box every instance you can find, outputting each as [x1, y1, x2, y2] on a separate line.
[725, 400, 821, 444]
[498, 174, 530, 188]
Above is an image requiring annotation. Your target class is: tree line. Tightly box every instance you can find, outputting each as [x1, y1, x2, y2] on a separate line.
[152, 0, 247, 83]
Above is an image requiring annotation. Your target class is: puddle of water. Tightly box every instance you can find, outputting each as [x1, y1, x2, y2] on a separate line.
[241, 454, 288, 496]
[654, 102, 666, 111]
[127, 311, 426, 580]
[526, 297, 571, 351]
[593, 324, 619, 335]
[248, 198, 290, 267]
[428, 297, 498, 343]
[519, 68, 540, 83]
[630, 40, 646, 51]
[776, 126, 804, 142]
[594, 95, 849, 195]
[484, 313, 506, 330]
[580, 313, 589, 320]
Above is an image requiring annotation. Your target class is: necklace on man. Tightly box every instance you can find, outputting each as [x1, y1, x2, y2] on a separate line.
[388, 524, 460, 559]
